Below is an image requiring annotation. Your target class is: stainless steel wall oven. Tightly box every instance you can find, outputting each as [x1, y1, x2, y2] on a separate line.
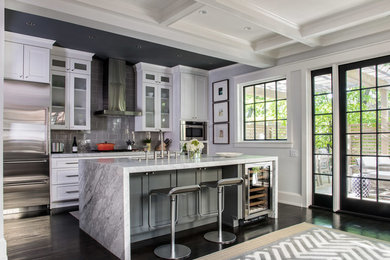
[180, 121, 207, 141]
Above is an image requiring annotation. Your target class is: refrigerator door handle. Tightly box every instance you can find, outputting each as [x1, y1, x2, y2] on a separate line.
[4, 179, 49, 187]
[4, 159, 48, 164]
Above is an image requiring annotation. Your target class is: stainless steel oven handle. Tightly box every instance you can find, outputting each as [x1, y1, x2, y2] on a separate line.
[4, 159, 48, 164]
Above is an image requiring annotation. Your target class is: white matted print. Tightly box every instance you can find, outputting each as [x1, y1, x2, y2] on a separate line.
[213, 101, 229, 123]
[213, 79, 229, 102]
[213, 123, 229, 144]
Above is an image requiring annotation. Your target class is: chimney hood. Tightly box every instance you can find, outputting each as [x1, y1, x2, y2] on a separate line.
[95, 58, 141, 116]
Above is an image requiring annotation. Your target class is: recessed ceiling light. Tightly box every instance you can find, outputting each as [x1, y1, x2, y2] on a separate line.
[136, 44, 142, 49]
[176, 53, 183, 58]
[25, 21, 36, 27]
[198, 10, 207, 15]
[243, 26, 252, 31]
[88, 35, 95, 40]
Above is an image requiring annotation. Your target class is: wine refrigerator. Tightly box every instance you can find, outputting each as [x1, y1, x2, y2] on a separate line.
[243, 162, 273, 219]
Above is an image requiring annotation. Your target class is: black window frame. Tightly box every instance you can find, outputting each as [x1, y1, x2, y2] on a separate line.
[243, 78, 287, 141]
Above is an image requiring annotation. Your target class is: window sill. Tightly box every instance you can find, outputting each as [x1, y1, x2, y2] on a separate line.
[233, 141, 293, 148]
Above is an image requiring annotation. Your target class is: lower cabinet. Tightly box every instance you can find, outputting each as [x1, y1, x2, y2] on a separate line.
[130, 167, 222, 236]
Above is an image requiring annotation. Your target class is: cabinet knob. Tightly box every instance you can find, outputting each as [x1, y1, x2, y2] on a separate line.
[25, 76, 29, 78]
[145, 172, 149, 176]
[19, 75, 23, 78]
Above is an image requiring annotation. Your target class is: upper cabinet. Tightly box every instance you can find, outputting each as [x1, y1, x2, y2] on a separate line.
[4, 32, 55, 83]
[50, 47, 94, 130]
[134, 63, 173, 132]
[173, 66, 209, 122]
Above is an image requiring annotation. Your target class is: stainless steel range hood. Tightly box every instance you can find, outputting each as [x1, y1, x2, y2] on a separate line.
[95, 58, 141, 116]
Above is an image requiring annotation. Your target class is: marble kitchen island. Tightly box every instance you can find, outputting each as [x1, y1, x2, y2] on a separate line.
[79, 155, 278, 260]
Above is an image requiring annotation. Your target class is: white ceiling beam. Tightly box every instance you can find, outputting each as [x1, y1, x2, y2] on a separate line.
[301, 0, 390, 38]
[195, 0, 320, 48]
[159, 0, 204, 26]
[253, 35, 295, 54]
[6, 0, 276, 68]
[319, 16, 390, 47]
[74, 0, 156, 23]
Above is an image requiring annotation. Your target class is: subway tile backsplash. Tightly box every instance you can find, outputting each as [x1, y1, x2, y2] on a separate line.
[51, 58, 161, 153]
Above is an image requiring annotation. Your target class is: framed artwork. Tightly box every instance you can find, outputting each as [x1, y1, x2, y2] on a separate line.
[213, 123, 229, 144]
[213, 101, 229, 123]
[212, 79, 229, 102]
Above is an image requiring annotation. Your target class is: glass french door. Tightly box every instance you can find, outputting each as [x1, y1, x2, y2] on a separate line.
[340, 55, 390, 218]
[312, 68, 333, 209]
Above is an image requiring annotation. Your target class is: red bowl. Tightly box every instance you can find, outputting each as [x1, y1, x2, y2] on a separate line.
[96, 143, 115, 151]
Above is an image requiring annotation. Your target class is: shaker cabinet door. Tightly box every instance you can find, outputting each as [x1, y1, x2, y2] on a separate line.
[69, 73, 90, 130]
[195, 75, 208, 121]
[23, 45, 50, 83]
[4, 42, 24, 80]
[180, 74, 196, 121]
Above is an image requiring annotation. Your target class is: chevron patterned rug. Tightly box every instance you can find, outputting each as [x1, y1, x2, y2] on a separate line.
[197, 222, 390, 260]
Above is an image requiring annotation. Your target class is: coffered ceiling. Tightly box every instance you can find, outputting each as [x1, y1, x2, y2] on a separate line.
[5, 0, 390, 68]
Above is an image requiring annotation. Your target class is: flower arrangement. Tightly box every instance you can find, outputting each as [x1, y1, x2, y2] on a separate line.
[187, 138, 204, 159]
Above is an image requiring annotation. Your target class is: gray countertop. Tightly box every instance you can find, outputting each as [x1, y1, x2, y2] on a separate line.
[80, 154, 278, 174]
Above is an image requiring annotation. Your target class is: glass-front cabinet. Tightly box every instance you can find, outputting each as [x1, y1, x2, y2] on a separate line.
[50, 47, 93, 130]
[135, 63, 173, 132]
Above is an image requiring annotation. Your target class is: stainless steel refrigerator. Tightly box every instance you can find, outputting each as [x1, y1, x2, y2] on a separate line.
[3, 80, 50, 217]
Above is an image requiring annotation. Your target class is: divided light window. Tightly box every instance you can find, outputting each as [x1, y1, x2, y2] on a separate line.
[243, 79, 287, 141]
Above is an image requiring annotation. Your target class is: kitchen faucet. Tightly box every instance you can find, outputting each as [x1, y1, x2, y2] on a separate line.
[159, 129, 164, 158]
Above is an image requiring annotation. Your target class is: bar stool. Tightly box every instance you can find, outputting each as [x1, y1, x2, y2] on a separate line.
[151, 184, 201, 259]
[201, 177, 243, 244]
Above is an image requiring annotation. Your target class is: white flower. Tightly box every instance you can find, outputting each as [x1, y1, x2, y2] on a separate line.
[187, 138, 204, 152]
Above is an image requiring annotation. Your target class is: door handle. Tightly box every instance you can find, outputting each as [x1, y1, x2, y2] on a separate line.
[4, 159, 48, 164]
[66, 190, 78, 194]
[4, 179, 48, 186]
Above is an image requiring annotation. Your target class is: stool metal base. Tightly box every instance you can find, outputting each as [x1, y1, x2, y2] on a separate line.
[204, 231, 236, 244]
[154, 244, 191, 259]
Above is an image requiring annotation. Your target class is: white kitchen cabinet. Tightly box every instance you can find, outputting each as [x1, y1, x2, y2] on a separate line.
[4, 32, 54, 83]
[50, 154, 144, 209]
[173, 66, 209, 121]
[50, 47, 93, 130]
[135, 63, 173, 132]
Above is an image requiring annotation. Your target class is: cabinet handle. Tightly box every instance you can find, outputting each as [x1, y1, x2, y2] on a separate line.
[145, 172, 149, 176]
[66, 190, 78, 194]
[25, 76, 29, 78]
[66, 175, 78, 177]
[19, 75, 23, 78]
[65, 162, 78, 165]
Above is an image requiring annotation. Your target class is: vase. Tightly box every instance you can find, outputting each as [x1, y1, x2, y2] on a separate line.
[189, 150, 201, 159]
[146, 143, 151, 152]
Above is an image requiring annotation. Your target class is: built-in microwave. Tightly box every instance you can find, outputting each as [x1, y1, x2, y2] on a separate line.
[180, 121, 207, 141]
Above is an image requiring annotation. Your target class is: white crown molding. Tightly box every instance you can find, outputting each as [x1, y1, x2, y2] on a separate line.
[171, 65, 208, 76]
[5, 31, 55, 48]
[134, 62, 173, 73]
[51, 46, 94, 61]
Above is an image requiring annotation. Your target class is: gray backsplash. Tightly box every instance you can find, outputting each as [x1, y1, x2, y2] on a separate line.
[51, 58, 161, 153]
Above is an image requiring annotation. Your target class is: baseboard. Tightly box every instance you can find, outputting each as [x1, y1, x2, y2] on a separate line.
[278, 191, 303, 207]
[0, 237, 7, 260]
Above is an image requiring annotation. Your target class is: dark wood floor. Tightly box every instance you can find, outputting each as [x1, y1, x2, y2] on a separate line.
[4, 203, 390, 260]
